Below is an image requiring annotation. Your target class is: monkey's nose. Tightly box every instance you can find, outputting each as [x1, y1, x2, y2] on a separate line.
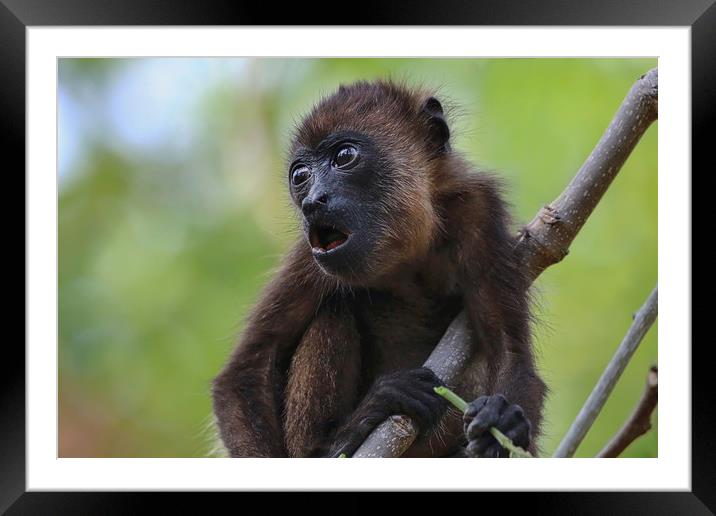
[302, 193, 329, 216]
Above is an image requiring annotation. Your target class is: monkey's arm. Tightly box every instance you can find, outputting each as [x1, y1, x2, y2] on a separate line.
[459, 278, 546, 457]
[328, 367, 448, 458]
[283, 302, 363, 457]
[211, 242, 332, 457]
[448, 175, 547, 456]
[281, 301, 446, 458]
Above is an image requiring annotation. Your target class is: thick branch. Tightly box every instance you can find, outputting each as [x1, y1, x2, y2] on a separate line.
[553, 286, 658, 458]
[597, 365, 658, 458]
[350, 415, 419, 458]
[518, 68, 658, 282]
[352, 68, 659, 458]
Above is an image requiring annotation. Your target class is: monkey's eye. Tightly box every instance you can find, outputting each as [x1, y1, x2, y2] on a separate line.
[291, 165, 310, 186]
[332, 145, 359, 169]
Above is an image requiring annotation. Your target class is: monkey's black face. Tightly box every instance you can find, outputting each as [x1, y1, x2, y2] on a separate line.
[289, 131, 389, 280]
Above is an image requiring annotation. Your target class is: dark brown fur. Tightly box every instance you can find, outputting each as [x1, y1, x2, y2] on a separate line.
[212, 80, 546, 457]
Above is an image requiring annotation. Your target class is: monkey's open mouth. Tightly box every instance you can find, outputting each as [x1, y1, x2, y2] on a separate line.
[309, 225, 350, 253]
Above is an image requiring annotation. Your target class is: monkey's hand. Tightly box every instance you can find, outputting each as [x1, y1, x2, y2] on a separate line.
[328, 367, 448, 457]
[463, 394, 531, 458]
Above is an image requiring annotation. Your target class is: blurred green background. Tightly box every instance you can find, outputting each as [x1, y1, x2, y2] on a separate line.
[58, 58, 657, 458]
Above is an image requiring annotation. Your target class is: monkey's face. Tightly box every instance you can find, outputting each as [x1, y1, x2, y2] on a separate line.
[289, 131, 396, 282]
[288, 81, 450, 284]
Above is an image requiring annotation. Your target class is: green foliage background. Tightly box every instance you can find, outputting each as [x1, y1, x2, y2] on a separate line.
[58, 58, 657, 457]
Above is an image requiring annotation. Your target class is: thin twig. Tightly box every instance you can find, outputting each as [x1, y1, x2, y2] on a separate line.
[597, 366, 658, 458]
[352, 68, 659, 459]
[553, 286, 658, 458]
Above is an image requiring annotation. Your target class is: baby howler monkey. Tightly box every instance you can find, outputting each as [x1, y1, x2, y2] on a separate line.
[213, 80, 546, 458]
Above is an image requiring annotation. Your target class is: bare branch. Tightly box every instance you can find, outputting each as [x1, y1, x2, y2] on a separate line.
[553, 286, 658, 458]
[597, 365, 658, 458]
[350, 415, 419, 458]
[352, 68, 659, 458]
[518, 68, 658, 283]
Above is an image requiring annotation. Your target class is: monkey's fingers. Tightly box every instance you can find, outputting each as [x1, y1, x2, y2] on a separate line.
[465, 394, 508, 440]
[464, 394, 531, 458]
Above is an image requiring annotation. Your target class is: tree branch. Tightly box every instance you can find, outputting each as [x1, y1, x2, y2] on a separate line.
[350, 415, 419, 458]
[597, 365, 658, 458]
[553, 286, 658, 458]
[352, 68, 659, 458]
[518, 68, 658, 283]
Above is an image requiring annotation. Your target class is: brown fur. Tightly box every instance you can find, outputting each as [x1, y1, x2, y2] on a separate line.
[212, 80, 546, 457]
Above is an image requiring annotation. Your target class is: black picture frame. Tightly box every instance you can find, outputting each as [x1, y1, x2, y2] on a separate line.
[4, 0, 709, 512]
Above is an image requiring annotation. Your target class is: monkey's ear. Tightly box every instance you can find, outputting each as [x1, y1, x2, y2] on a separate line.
[422, 97, 451, 154]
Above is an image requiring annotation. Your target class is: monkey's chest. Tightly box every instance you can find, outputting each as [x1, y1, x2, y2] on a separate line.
[356, 292, 463, 374]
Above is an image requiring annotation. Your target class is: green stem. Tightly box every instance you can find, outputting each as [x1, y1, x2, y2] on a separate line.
[433, 386, 533, 458]
[434, 385, 469, 411]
